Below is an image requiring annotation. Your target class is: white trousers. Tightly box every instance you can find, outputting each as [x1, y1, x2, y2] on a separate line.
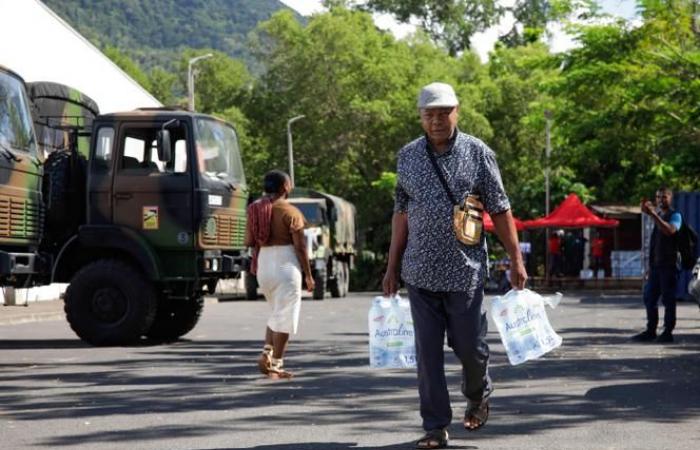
[257, 245, 302, 334]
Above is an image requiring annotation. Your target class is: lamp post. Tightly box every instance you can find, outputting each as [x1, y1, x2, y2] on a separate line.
[544, 109, 553, 285]
[286, 115, 305, 186]
[187, 53, 213, 111]
[544, 109, 553, 216]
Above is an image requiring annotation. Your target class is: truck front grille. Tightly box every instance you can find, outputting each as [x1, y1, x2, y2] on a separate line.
[0, 195, 43, 241]
[201, 213, 246, 248]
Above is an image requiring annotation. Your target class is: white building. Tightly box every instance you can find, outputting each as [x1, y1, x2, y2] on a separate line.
[0, 0, 161, 113]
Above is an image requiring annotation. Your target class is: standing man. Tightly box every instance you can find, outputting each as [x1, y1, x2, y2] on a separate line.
[632, 187, 682, 343]
[383, 82, 527, 449]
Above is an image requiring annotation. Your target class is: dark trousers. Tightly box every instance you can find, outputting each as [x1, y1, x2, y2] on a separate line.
[406, 284, 492, 431]
[643, 266, 679, 332]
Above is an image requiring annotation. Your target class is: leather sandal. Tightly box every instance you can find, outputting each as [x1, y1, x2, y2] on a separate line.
[464, 399, 489, 430]
[415, 428, 448, 449]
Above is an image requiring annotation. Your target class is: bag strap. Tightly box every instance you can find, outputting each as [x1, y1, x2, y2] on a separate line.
[426, 144, 458, 206]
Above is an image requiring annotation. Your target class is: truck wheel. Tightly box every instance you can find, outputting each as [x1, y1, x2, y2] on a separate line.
[146, 296, 204, 341]
[329, 263, 342, 298]
[245, 272, 258, 299]
[312, 269, 326, 300]
[64, 259, 156, 346]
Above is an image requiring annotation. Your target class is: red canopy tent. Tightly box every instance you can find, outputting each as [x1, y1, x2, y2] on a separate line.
[483, 212, 527, 232]
[523, 193, 619, 229]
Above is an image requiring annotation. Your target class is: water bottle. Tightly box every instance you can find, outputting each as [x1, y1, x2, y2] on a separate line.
[368, 297, 387, 368]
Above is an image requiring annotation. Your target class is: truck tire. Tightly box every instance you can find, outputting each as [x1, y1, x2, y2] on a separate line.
[245, 272, 258, 299]
[43, 151, 84, 246]
[64, 259, 156, 346]
[330, 260, 347, 298]
[312, 268, 326, 300]
[146, 296, 204, 341]
[329, 265, 341, 299]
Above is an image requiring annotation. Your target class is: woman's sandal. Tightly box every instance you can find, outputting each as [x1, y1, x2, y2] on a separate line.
[267, 359, 294, 380]
[257, 346, 273, 375]
[415, 428, 448, 449]
[463, 399, 489, 431]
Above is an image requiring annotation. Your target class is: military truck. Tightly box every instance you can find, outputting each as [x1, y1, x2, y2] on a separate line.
[244, 188, 356, 300]
[0, 66, 249, 345]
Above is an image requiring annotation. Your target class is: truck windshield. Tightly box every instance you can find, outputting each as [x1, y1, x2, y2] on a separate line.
[0, 71, 36, 155]
[194, 118, 246, 187]
[290, 202, 325, 226]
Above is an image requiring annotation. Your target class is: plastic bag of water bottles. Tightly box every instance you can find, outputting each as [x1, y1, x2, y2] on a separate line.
[368, 295, 416, 369]
[490, 289, 563, 366]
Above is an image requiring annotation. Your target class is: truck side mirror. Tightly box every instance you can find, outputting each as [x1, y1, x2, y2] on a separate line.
[156, 129, 172, 163]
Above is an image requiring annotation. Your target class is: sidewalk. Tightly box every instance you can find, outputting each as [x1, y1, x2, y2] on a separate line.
[0, 299, 65, 325]
[0, 296, 225, 326]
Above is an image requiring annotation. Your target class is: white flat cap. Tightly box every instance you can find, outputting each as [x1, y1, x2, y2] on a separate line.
[417, 82, 459, 109]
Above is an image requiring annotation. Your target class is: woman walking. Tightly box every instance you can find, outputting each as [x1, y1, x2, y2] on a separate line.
[245, 170, 314, 379]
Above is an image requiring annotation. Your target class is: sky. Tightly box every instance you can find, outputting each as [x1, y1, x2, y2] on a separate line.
[278, 0, 639, 60]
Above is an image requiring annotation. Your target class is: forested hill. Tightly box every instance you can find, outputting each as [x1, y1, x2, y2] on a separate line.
[42, 0, 300, 70]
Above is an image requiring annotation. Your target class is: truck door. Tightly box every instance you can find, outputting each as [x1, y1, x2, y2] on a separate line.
[111, 121, 194, 251]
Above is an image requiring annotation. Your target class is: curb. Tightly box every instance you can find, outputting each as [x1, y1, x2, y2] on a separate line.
[0, 311, 65, 326]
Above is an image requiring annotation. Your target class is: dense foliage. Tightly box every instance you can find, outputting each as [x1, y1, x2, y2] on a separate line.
[47, 0, 700, 285]
[43, 0, 300, 72]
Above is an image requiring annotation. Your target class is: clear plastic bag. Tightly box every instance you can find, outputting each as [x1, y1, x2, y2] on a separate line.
[490, 289, 563, 365]
[368, 295, 416, 368]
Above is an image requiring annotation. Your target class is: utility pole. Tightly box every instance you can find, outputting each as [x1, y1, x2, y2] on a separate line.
[286, 115, 305, 186]
[544, 109, 553, 285]
[187, 53, 213, 112]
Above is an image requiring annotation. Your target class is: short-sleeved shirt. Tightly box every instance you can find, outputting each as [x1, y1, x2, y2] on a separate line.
[394, 132, 511, 292]
[264, 199, 305, 246]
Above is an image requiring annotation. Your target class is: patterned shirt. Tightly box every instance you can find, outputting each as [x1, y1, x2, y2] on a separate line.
[394, 131, 511, 292]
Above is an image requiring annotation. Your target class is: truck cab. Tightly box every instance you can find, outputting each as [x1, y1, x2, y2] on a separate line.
[46, 108, 250, 344]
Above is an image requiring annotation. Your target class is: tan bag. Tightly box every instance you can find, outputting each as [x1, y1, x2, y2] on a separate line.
[453, 195, 484, 245]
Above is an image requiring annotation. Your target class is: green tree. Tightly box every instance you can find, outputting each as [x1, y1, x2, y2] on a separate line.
[147, 67, 177, 105]
[358, 0, 504, 55]
[549, 0, 700, 201]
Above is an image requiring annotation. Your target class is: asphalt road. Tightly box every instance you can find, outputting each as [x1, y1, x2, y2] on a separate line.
[1, 291, 699, 449]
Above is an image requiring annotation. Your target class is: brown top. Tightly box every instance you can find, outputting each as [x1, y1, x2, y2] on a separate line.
[263, 198, 305, 246]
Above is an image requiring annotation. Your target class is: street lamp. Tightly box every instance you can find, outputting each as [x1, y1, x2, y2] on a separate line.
[286, 115, 305, 186]
[544, 109, 553, 216]
[544, 109, 553, 285]
[187, 53, 213, 111]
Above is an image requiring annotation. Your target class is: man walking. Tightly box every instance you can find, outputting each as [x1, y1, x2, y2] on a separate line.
[383, 82, 527, 449]
[632, 187, 682, 343]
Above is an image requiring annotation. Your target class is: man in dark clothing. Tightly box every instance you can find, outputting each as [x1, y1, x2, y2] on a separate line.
[632, 187, 682, 343]
[383, 82, 527, 449]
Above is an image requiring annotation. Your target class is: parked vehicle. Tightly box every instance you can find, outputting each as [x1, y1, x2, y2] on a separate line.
[0, 65, 250, 344]
[688, 258, 700, 306]
[244, 188, 356, 300]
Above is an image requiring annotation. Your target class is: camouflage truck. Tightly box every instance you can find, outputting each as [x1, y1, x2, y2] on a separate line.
[1, 66, 250, 345]
[0, 66, 45, 286]
[244, 188, 356, 300]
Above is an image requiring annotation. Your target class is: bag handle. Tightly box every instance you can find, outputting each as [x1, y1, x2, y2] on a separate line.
[426, 144, 458, 206]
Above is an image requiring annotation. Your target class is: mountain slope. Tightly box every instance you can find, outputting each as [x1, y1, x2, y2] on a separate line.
[42, 0, 299, 70]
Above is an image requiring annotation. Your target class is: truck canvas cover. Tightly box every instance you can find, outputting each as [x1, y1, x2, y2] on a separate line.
[290, 188, 356, 252]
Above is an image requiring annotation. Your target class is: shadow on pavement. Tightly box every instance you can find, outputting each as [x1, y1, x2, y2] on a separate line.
[1, 297, 700, 447]
[0, 339, 89, 349]
[202, 443, 476, 450]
